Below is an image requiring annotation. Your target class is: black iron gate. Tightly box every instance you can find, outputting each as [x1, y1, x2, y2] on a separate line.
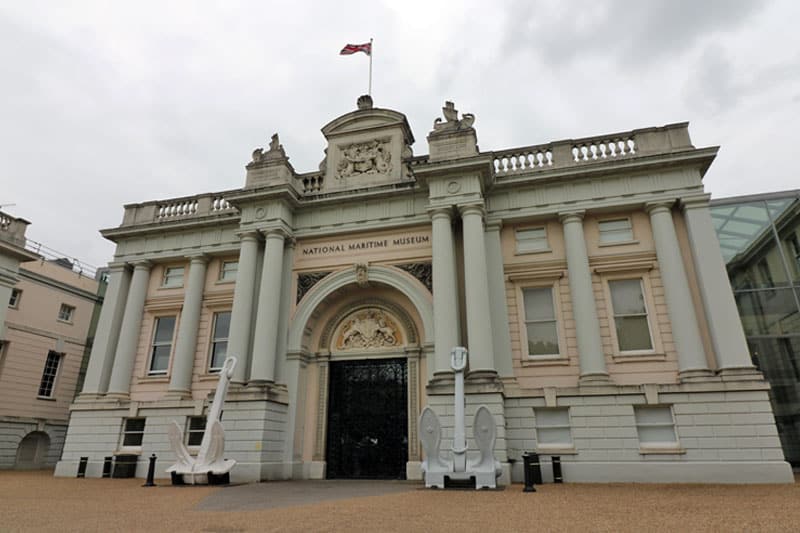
[326, 358, 408, 479]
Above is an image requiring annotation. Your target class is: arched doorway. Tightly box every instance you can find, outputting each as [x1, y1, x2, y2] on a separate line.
[15, 431, 50, 469]
[316, 302, 421, 479]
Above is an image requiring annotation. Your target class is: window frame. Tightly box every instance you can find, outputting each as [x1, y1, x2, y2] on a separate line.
[147, 315, 177, 376]
[519, 283, 563, 359]
[598, 217, 635, 245]
[37, 350, 63, 399]
[208, 311, 231, 373]
[57, 303, 75, 323]
[515, 226, 550, 254]
[8, 288, 21, 309]
[186, 416, 206, 448]
[218, 260, 238, 283]
[634, 405, 682, 453]
[161, 265, 186, 288]
[603, 274, 660, 357]
[534, 407, 575, 452]
[120, 418, 146, 449]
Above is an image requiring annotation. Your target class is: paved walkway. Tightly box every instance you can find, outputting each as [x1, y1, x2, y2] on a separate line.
[196, 479, 420, 511]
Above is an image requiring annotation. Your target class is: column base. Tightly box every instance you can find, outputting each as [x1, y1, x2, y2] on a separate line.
[579, 372, 612, 386]
[466, 369, 501, 383]
[429, 371, 454, 387]
[75, 392, 105, 401]
[718, 366, 763, 381]
[678, 368, 715, 383]
[103, 392, 130, 401]
[163, 389, 191, 400]
[246, 379, 275, 390]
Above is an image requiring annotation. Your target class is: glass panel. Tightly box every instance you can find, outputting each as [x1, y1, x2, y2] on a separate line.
[609, 279, 646, 315]
[635, 406, 673, 425]
[122, 432, 143, 446]
[735, 289, 799, 336]
[537, 427, 572, 445]
[516, 228, 548, 252]
[210, 342, 227, 370]
[221, 261, 238, 281]
[150, 345, 171, 372]
[187, 430, 204, 446]
[523, 287, 555, 321]
[154, 317, 176, 343]
[599, 219, 633, 243]
[637, 425, 677, 444]
[213, 312, 231, 340]
[616, 316, 653, 351]
[125, 419, 145, 432]
[527, 322, 559, 355]
[535, 408, 569, 427]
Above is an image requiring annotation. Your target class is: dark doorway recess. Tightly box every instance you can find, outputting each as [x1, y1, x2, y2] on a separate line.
[326, 358, 408, 479]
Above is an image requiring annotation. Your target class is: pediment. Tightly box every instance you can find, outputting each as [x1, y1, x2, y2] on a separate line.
[322, 107, 415, 145]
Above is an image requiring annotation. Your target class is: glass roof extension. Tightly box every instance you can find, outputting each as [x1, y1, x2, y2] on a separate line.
[711, 199, 794, 262]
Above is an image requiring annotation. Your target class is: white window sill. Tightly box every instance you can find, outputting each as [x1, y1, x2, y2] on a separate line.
[639, 446, 685, 455]
[113, 449, 142, 456]
[56, 319, 73, 325]
[522, 356, 570, 367]
[515, 248, 553, 256]
[36, 395, 57, 401]
[598, 240, 639, 248]
[139, 375, 169, 384]
[535, 446, 577, 455]
[611, 352, 666, 363]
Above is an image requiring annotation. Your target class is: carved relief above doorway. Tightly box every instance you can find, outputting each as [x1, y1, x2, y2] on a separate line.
[333, 308, 402, 351]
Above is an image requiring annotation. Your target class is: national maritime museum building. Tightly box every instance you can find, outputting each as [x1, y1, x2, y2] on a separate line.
[55, 96, 793, 484]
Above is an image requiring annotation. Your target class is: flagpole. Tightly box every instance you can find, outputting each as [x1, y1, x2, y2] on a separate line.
[368, 38, 373, 96]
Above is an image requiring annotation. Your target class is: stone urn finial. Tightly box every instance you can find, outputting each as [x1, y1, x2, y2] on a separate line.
[357, 94, 374, 110]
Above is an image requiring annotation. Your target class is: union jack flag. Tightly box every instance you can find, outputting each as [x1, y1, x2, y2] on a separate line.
[340, 42, 372, 56]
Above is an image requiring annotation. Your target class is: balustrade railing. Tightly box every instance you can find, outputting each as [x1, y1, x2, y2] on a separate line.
[301, 173, 324, 194]
[122, 192, 237, 227]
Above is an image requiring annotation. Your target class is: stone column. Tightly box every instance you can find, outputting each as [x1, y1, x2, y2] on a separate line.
[681, 195, 756, 376]
[107, 261, 152, 398]
[249, 230, 286, 384]
[647, 202, 712, 380]
[227, 232, 260, 383]
[484, 221, 514, 377]
[459, 205, 496, 377]
[559, 211, 609, 384]
[167, 255, 208, 397]
[81, 263, 132, 397]
[430, 208, 461, 377]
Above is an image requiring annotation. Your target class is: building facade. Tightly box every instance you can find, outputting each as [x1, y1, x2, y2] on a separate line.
[0, 213, 103, 468]
[56, 97, 793, 483]
[710, 190, 800, 466]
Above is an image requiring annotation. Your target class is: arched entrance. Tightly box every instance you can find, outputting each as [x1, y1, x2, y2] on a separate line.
[315, 300, 422, 480]
[15, 431, 50, 469]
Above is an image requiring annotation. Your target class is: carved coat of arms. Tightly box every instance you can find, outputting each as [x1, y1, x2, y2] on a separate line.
[337, 139, 392, 178]
[335, 308, 401, 350]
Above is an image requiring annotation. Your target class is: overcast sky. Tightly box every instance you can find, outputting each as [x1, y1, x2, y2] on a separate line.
[2, 0, 798, 271]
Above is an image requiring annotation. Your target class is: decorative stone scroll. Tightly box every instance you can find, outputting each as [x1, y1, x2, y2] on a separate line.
[396, 263, 432, 293]
[336, 138, 393, 178]
[296, 271, 331, 303]
[334, 308, 402, 350]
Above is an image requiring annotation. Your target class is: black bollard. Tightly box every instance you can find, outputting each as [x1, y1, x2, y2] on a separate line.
[77, 456, 88, 478]
[102, 456, 113, 478]
[552, 456, 563, 483]
[521, 453, 536, 492]
[143, 454, 157, 487]
[529, 452, 543, 485]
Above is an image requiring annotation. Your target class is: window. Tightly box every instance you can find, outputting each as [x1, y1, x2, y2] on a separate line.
[534, 408, 573, 447]
[37, 351, 62, 398]
[516, 227, 548, 253]
[186, 417, 205, 446]
[599, 218, 633, 243]
[121, 418, 146, 447]
[608, 279, 653, 352]
[522, 287, 559, 356]
[149, 316, 176, 375]
[57, 303, 75, 323]
[219, 261, 238, 282]
[209, 312, 231, 372]
[634, 406, 678, 448]
[757, 259, 774, 287]
[8, 288, 21, 308]
[162, 266, 185, 288]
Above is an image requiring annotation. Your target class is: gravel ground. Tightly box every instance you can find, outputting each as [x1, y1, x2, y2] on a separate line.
[1, 470, 799, 532]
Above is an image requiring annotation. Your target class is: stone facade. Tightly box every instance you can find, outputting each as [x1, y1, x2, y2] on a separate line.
[56, 97, 793, 483]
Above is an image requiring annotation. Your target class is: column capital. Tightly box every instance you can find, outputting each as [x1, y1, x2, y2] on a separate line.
[186, 253, 209, 264]
[106, 262, 130, 273]
[428, 207, 454, 221]
[235, 230, 262, 243]
[645, 200, 676, 215]
[485, 219, 503, 232]
[558, 210, 585, 224]
[679, 193, 712, 212]
[130, 260, 152, 270]
[260, 228, 290, 240]
[458, 203, 485, 218]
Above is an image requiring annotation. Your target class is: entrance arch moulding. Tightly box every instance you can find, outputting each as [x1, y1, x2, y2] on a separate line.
[287, 264, 434, 354]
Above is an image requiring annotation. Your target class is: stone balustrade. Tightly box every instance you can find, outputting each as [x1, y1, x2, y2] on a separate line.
[121, 192, 237, 227]
[300, 173, 324, 194]
[491, 122, 693, 177]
